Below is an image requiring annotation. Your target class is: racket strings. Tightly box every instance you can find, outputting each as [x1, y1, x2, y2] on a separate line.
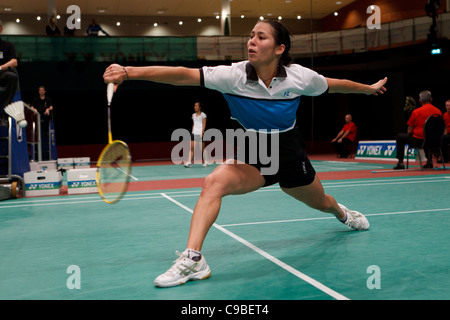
[98, 142, 131, 203]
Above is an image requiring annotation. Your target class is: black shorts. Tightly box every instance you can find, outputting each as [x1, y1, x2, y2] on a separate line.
[232, 126, 316, 188]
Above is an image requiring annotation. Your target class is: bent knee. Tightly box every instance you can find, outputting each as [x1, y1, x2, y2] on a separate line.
[201, 172, 229, 198]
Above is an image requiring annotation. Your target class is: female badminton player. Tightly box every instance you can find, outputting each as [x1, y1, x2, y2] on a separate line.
[103, 19, 387, 288]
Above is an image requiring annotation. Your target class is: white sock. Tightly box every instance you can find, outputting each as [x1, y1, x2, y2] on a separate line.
[186, 249, 202, 262]
[338, 209, 348, 223]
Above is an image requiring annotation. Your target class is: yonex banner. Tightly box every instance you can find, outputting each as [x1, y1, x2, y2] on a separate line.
[67, 168, 97, 195]
[355, 140, 419, 161]
[24, 171, 62, 196]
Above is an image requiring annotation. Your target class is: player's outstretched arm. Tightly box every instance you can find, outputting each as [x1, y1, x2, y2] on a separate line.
[326, 77, 387, 96]
[103, 64, 201, 90]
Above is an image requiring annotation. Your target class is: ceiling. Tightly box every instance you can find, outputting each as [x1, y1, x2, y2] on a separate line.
[0, 0, 358, 19]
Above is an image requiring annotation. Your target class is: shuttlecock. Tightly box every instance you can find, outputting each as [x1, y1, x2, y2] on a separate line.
[4, 101, 27, 128]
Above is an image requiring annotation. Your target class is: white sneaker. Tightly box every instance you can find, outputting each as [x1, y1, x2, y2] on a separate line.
[338, 204, 370, 231]
[154, 250, 211, 287]
[184, 162, 192, 168]
[202, 161, 212, 167]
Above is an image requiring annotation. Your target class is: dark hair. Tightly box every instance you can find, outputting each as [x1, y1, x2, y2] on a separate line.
[261, 19, 293, 66]
[195, 101, 204, 111]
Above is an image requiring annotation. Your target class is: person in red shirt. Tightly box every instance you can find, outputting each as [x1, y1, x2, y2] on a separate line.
[394, 90, 442, 169]
[441, 99, 450, 163]
[331, 114, 357, 158]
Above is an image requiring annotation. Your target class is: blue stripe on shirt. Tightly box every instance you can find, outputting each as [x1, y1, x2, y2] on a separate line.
[223, 93, 301, 132]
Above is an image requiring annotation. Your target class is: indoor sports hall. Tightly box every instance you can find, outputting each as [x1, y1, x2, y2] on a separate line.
[1, 0, 450, 303]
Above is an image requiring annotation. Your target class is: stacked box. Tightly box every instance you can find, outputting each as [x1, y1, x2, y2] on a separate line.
[24, 171, 62, 197]
[29, 160, 57, 171]
[67, 168, 97, 194]
[74, 157, 91, 169]
[57, 158, 74, 170]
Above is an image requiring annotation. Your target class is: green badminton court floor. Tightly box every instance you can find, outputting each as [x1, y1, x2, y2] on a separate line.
[1, 160, 449, 301]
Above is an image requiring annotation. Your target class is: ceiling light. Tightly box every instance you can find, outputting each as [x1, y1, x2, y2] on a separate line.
[4, 8, 12, 12]
[278, 16, 282, 20]
[116, 21, 121, 26]
[56, 15, 61, 19]
[240, 15, 245, 19]
[16, 18, 20, 23]
[297, 15, 302, 20]
[178, 21, 183, 25]
[334, 12, 338, 16]
[259, 16, 264, 20]
[215, 15, 220, 19]
[153, 23, 158, 27]
[36, 16, 41, 21]
[197, 18, 202, 23]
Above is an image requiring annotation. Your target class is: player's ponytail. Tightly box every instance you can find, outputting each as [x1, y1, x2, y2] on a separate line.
[262, 19, 293, 66]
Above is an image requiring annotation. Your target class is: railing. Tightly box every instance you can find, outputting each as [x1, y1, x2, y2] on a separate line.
[3, 13, 449, 62]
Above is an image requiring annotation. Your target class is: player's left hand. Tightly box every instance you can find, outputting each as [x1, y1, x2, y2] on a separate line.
[369, 77, 387, 96]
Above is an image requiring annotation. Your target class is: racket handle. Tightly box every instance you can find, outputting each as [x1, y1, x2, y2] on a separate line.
[107, 83, 115, 106]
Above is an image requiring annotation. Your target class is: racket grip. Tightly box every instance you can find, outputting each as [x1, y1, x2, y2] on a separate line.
[107, 83, 115, 105]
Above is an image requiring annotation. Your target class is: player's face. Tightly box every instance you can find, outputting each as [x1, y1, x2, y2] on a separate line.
[446, 101, 450, 113]
[194, 103, 200, 112]
[247, 22, 284, 68]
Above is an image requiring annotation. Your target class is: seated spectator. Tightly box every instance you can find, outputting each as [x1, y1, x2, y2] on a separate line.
[393, 90, 442, 169]
[0, 20, 19, 126]
[331, 114, 357, 158]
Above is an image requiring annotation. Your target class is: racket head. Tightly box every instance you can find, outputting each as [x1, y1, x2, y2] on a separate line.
[96, 140, 132, 204]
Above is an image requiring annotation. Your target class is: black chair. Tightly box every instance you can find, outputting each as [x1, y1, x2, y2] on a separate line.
[406, 114, 446, 170]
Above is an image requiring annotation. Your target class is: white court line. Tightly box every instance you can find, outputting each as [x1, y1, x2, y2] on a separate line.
[220, 208, 450, 227]
[2, 176, 448, 209]
[323, 178, 449, 188]
[160, 192, 349, 301]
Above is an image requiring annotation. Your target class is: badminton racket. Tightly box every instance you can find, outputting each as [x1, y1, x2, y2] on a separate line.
[96, 83, 132, 204]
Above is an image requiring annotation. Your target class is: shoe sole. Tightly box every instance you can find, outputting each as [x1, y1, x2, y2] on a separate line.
[154, 268, 211, 288]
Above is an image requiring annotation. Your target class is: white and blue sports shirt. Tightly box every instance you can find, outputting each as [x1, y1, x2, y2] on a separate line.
[200, 61, 328, 132]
